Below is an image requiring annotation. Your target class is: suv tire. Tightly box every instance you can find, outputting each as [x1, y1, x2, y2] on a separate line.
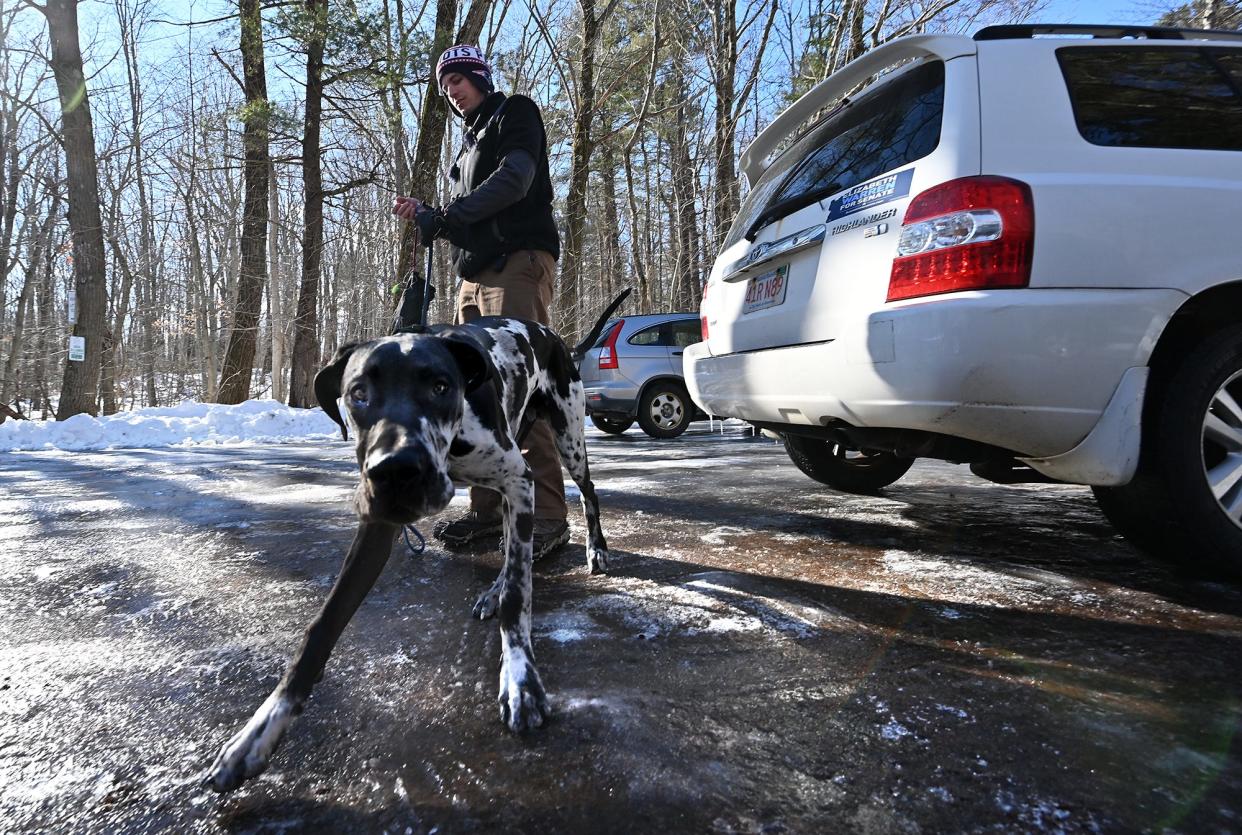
[783, 435, 914, 493]
[591, 415, 634, 435]
[638, 382, 693, 439]
[1093, 324, 1242, 578]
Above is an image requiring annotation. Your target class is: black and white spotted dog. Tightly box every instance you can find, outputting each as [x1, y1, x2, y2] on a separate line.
[205, 316, 608, 793]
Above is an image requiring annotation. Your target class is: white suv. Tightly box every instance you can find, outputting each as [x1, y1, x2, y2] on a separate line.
[686, 25, 1242, 575]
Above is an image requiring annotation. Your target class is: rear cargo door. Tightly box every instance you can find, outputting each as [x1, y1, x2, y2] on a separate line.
[707, 56, 981, 355]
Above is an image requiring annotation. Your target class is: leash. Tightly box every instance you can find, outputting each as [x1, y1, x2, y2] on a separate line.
[402, 524, 427, 556]
[389, 236, 438, 559]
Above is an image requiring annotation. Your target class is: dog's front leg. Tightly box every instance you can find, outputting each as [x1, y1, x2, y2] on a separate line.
[204, 521, 398, 793]
[495, 472, 550, 732]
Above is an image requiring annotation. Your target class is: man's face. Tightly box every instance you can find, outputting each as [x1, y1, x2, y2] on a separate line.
[441, 72, 486, 116]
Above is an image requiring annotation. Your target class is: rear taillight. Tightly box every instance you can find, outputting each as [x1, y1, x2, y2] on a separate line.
[598, 320, 623, 370]
[887, 176, 1034, 302]
[700, 283, 709, 341]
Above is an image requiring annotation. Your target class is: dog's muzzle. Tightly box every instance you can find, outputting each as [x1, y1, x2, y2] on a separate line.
[360, 444, 454, 523]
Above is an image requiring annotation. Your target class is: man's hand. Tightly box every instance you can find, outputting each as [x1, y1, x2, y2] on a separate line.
[392, 195, 424, 221]
[393, 195, 443, 246]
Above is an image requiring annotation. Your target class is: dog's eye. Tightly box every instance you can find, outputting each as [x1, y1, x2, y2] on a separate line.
[349, 385, 369, 407]
[432, 380, 450, 396]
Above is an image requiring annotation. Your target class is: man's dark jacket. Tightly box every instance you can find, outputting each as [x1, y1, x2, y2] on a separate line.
[436, 92, 559, 278]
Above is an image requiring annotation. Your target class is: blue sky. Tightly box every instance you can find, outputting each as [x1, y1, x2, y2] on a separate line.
[1029, 0, 1163, 25]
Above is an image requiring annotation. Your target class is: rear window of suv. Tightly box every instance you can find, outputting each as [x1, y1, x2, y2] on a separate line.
[1058, 46, 1242, 151]
[724, 60, 945, 249]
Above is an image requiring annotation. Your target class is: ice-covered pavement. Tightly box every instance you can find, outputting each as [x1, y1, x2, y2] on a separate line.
[2, 424, 1241, 832]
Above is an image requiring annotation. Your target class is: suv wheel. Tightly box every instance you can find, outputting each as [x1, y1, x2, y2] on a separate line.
[783, 434, 914, 493]
[591, 415, 634, 435]
[638, 382, 693, 439]
[1093, 325, 1242, 578]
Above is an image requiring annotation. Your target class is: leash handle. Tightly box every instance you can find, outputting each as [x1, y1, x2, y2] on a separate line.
[420, 241, 434, 326]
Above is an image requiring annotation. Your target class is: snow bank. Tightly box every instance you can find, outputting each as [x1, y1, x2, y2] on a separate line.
[0, 400, 341, 452]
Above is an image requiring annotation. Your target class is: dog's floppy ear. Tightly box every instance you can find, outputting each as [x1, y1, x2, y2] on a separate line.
[440, 333, 492, 392]
[314, 342, 361, 440]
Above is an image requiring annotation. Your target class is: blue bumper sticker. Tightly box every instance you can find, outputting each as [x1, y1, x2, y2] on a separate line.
[826, 169, 914, 221]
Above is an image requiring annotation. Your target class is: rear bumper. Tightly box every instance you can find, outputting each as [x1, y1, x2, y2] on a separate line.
[685, 288, 1184, 462]
[583, 381, 641, 418]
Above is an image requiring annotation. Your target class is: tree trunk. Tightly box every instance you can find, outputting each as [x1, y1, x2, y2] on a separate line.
[0, 207, 57, 414]
[101, 237, 136, 415]
[289, 0, 326, 407]
[598, 137, 622, 303]
[43, 0, 109, 419]
[558, 0, 601, 344]
[1202, 0, 1221, 28]
[217, 0, 270, 404]
[0, 96, 21, 308]
[711, 0, 738, 249]
[268, 160, 286, 401]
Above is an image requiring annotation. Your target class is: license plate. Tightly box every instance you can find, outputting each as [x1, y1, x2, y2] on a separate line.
[743, 264, 789, 314]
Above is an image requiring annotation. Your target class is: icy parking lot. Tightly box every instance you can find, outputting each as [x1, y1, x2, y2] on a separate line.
[2, 422, 1241, 832]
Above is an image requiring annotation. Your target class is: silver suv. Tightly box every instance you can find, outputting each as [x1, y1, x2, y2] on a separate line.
[578, 312, 703, 438]
[688, 24, 1242, 575]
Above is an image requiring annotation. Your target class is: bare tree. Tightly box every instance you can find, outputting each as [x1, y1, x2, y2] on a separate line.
[35, 0, 109, 419]
[288, 0, 329, 407]
[217, 0, 271, 404]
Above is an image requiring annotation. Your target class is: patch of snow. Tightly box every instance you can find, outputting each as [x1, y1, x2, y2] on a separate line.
[700, 526, 747, 545]
[536, 610, 605, 643]
[0, 399, 339, 452]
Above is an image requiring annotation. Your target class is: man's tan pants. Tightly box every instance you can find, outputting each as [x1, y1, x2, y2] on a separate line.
[455, 249, 567, 522]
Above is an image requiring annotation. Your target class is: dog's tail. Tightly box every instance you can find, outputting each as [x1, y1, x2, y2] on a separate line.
[571, 288, 632, 362]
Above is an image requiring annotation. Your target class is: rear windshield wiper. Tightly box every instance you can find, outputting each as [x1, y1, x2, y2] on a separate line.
[745, 182, 842, 241]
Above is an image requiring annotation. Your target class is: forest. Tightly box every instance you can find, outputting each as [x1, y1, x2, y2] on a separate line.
[1, 0, 1234, 419]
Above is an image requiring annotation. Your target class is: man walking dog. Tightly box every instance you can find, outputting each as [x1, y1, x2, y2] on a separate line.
[393, 45, 568, 559]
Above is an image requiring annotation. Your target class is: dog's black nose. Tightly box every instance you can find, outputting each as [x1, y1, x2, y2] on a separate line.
[366, 448, 424, 487]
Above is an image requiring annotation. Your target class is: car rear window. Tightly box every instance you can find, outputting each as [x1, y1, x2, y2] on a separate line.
[723, 60, 945, 249]
[1057, 46, 1242, 151]
[628, 324, 663, 346]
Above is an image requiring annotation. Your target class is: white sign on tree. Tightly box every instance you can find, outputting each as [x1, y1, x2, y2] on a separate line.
[69, 336, 85, 362]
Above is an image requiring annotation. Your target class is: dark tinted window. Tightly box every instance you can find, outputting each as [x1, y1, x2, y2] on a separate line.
[628, 324, 663, 346]
[669, 319, 701, 348]
[724, 60, 944, 248]
[1058, 46, 1242, 150]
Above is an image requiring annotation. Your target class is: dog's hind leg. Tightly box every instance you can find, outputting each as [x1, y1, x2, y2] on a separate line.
[204, 522, 398, 793]
[548, 382, 609, 574]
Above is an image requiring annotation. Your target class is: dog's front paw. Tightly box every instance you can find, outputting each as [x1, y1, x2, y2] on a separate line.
[587, 547, 609, 575]
[497, 649, 549, 733]
[473, 581, 502, 620]
[203, 693, 294, 793]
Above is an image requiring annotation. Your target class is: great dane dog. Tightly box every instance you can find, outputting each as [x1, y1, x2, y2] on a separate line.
[205, 315, 609, 793]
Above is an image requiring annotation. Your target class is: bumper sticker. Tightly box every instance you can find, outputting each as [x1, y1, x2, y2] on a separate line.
[826, 168, 914, 221]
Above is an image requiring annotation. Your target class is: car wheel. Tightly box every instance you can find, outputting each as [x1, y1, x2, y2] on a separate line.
[1093, 324, 1242, 578]
[638, 383, 693, 439]
[591, 415, 634, 435]
[783, 434, 914, 493]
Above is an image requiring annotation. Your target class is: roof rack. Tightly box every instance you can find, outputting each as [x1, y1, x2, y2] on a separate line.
[974, 24, 1242, 42]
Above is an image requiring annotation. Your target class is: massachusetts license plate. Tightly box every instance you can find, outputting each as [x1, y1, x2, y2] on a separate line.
[743, 264, 789, 314]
